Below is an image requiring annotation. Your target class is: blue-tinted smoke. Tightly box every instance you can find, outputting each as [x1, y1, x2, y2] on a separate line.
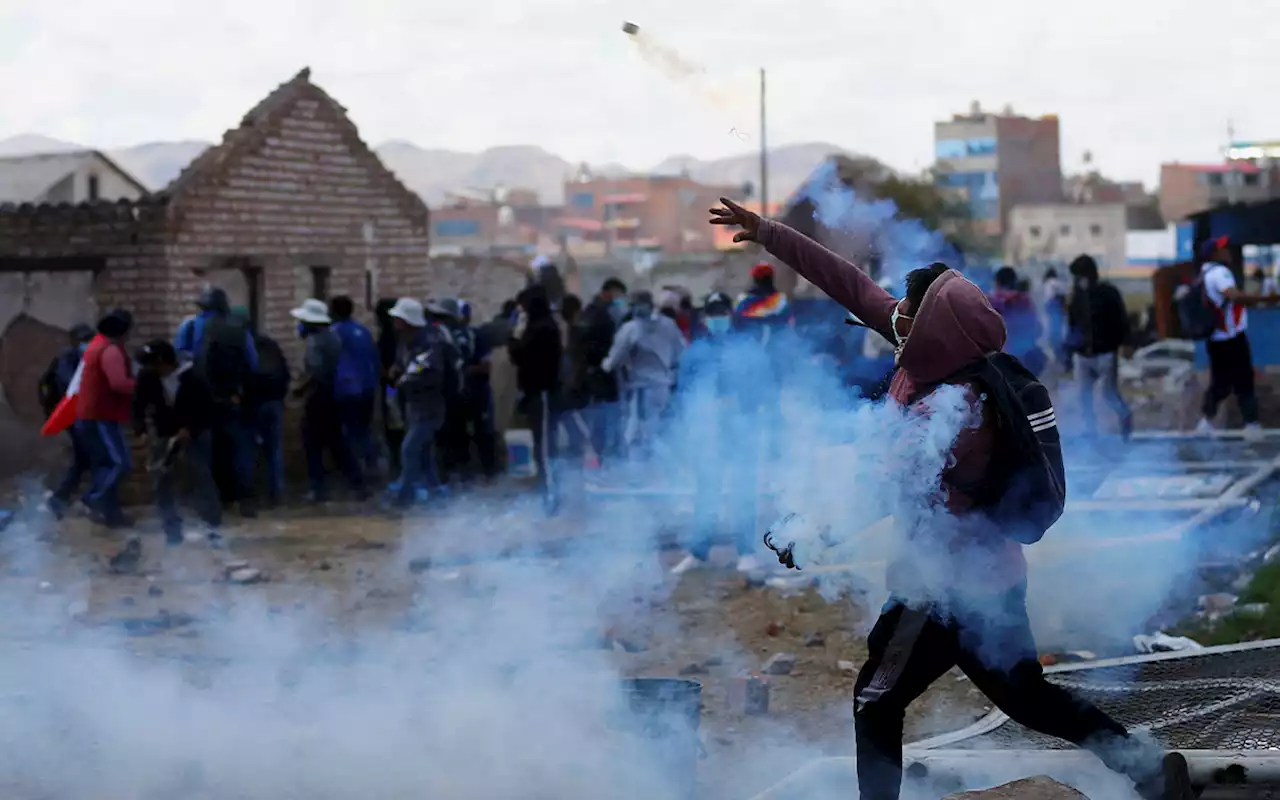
[798, 159, 962, 289]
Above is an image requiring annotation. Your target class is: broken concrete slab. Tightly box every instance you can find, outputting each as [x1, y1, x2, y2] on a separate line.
[762, 652, 797, 675]
[943, 776, 1088, 800]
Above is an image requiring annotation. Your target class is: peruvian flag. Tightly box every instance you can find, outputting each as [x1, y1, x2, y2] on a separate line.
[40, 334, 101, 437]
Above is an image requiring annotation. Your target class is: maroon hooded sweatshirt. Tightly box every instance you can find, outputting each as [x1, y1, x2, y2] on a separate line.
[756, 220, 1026, 595]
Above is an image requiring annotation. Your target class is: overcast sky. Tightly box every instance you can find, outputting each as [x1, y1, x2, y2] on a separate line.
[2, 0, 1276, 185]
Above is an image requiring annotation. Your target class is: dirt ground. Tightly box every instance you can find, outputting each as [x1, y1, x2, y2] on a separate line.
[0, 487, 991, 800]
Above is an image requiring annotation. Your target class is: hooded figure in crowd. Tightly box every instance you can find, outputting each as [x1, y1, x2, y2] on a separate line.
[508, 284, 563, 514]
[176, 286, 259, 517]
[290, 299, 367, 503]
[571, 278, 628, 462]
[989, 266, 1046, 377]
[427, 297, 477, 484]
[669, 291, 766, 576]
[40, 323, 95, 519]
[1066, 255, 1133, 438]
[708, 197, 1195, 800]
[456, 299, 498, 479]
[603, 289, 686, 459]
[78, 309, 137, 529]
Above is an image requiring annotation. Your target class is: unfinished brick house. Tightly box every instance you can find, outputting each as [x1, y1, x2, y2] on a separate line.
[0, 67, 525, 481]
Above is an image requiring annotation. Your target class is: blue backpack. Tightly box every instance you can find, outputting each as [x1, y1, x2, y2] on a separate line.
[1176, 279, 1217, 341]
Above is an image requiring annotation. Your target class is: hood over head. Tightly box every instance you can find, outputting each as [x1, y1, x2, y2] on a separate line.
[196, 287, 230, 313]
[898, 270, 1005, 385]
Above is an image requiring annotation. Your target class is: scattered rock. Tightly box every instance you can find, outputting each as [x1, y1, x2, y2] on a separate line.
[346, 537, 387, 551]
[120, 596, 135, 607]
[1199, 593, 1238, 616]
[317, 560, 332, 571]
[1231, 572, 1254, 592]
[762, 652, 797, 675]
[228, 568, 265, 585]
[109, 538, 142, 574]
[726, 674, 770, 715]
[365, 588, 396, 600]
[704, 654, 724, 667]
[803, 632, 826, 647]
[407, 557, 432, 575]
[765, 621, 785, 637]
[223, 560, 250, 572]
[38, 581, 54, 593]
[679, 662, 707, 675]
[67, 600, 89, 619]
[1238, 602, 1270, 616]
[1265, 543, 1280, 564]
[943, 775, 1088, 799]
[837, 660, 857, 676]
[148, 585, 163, 597]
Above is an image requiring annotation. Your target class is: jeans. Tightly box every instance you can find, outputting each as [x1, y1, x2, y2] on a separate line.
[210, 403, 256, 504]
[255, 400, 285, 502]
[853, 588, 1160, 800]
[82, 420, 131, 521]
[523, 392, 559, 512]
[1203, 333, 1259, 425]
[1074, 351, 1132, 433]
[153, 431, 221, 539]
[585, 400, 621, 463]
[623, 386, 670, 460]
[337, 391, 379, 471]
[52, 423, 92, 503]
[396, 417, 442, 505]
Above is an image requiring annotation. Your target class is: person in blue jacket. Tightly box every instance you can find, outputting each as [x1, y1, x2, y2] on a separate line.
[669, 291, 766, 575]
[329, 295, 382, 473]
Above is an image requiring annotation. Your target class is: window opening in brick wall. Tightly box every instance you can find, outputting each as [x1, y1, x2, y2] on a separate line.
[1089, 223, 1103, 237]
[1059, 224, 1072, 237]
[311, 266, 331, 302]
[243, 267, 263, 330]
[365, 268, 375, 311]
[87, 174, 100, 202]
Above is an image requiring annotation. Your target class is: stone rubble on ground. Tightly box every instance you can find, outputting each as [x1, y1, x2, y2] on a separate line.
[1198, 593, 1238, 618]
[836, 659, 857, 676]
[942, 775, 1090, 799]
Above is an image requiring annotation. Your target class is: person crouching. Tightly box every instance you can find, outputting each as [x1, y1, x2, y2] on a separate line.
[133, 340, 223, 546]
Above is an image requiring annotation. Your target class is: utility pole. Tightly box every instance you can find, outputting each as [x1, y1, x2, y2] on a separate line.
[759, 68, 768, 219]
[1226, 119, 1239, 205]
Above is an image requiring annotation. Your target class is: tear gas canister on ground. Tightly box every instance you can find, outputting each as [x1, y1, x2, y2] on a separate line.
[610, 678, 702, 800]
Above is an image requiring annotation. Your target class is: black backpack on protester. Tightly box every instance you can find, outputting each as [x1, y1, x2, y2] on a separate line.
[196, 315, 251, 404]
[1176, 278, 1217, 341]
[945, 352, 1066, 544]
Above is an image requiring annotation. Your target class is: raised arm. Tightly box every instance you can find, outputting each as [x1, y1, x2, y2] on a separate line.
[756, 220, 897, 334]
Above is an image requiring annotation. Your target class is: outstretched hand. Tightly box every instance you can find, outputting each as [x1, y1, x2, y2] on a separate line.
[708, 197, 762, 243]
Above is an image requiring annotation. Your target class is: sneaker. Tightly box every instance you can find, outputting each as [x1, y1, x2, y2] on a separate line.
[736, 555, 762, 573]
[670, 554, 703, 576]
[47, 495, 69, 520]
[1135, 752, 1195, 800]
[1194, 417, 1215, 436]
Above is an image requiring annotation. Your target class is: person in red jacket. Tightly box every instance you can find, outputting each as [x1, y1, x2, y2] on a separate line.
[78, 309, 138, 528]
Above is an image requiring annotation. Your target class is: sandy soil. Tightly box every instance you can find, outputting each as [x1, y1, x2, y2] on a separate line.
[0, 488, 992, 800]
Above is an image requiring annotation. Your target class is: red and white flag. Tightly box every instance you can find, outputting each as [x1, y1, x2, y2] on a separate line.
[40, 334, 100, 437]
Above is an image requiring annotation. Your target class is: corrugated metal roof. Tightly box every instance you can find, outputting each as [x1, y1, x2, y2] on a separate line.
[0, 150, 144, 204]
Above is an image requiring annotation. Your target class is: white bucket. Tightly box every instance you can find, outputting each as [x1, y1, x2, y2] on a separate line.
[504, 429, 537, 477]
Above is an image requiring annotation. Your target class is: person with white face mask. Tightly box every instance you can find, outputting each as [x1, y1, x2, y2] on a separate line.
[670, 292, 766, 575]
[603, 290, 686, 460]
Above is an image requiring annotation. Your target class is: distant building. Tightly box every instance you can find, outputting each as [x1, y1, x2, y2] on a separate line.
[429, 188, 550, 258]
[1158, 143, 1280, 223]
[1004, 203, 1126, 281]
[934, 102, 1063, 238]
[0, 150, 148, 206]
[558, 173, 747, 257]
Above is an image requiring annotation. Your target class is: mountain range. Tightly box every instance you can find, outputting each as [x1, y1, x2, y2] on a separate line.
[0, 133, 849, 207]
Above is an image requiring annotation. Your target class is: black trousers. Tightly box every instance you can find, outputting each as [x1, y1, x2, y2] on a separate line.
[521, 391, 558, 513]
[1203, 333, 1258, 424]
[853, 588, 1150, 800]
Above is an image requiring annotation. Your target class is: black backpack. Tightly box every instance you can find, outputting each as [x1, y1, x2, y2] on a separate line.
[1176, 278, 1217, 341]
[947, 352, 1066, 544]
[196, 315, 250, 403]
[250, 334, 290, 403]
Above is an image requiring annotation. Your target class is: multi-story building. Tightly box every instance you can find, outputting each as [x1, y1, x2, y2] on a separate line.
[1004, 202, 1127, 281]
[934, 103, 1064, 238]
[1158, 141, 1280, 223]
[429, 187, 551, 257]
[558, 172, 747, 257]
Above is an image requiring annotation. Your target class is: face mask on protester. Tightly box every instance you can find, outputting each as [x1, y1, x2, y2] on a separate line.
[632, 304, 654, 319]
[297, 322, 310, 339]
[78, 342, 89, 354]
[705, 315, 731, 335]
[890, 300, 913, 365]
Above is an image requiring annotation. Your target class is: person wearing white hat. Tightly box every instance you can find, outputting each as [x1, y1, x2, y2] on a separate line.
[291, 298, 367, 502]
[386, 297, 452, 507]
